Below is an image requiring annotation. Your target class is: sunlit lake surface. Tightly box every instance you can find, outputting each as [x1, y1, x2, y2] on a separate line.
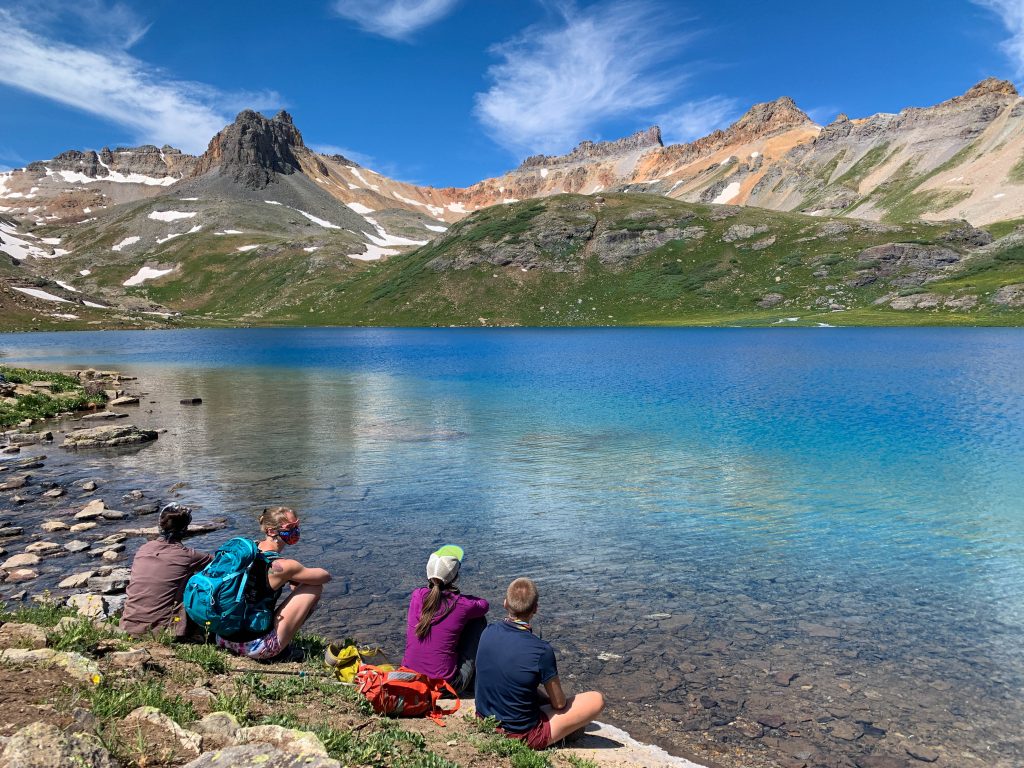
[3, 327, 1022, 766]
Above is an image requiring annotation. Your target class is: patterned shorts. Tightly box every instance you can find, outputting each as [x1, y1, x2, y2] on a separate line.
[216, 630, 284, 660]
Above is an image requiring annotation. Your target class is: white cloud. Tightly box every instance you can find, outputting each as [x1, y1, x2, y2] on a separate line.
[658, 96, 739, 144]
[474, 1, 687, 156]
[974, 0, 1024, 75]
[332, 0, 461, 40]
[0, 7, 280, 153]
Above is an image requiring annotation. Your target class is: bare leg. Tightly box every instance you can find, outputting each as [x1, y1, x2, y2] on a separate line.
[541, 691, 605, 745]
[273, 583, 323, 647]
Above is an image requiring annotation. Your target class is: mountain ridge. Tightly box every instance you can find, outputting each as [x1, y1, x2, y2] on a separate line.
[1, 77, 1023, 329]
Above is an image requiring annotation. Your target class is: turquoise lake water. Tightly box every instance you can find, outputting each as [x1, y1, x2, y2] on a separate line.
[2, 327, 1022, 765]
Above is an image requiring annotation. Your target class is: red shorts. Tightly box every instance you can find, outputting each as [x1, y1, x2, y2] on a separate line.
[498, 711, 551, 751]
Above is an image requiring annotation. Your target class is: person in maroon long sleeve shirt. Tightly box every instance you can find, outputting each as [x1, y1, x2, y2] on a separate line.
[120, 503, 212, 638]
[401, 545, 489, 694]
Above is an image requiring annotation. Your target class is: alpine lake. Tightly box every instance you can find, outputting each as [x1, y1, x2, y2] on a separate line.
[2, 327, 1022, 768]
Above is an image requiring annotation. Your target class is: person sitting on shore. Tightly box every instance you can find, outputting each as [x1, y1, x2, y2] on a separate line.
[475, 577, 604, 749]
[120, 503, 213, 638]
[216, 506, 331, 661]
[401, 545, 488, 694]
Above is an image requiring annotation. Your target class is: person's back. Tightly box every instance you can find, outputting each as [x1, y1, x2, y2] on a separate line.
[475, 618, 556, 731]
[401, 545, 488, 692]
[475, 577, 604, 750]
[121, 504, 212, 637]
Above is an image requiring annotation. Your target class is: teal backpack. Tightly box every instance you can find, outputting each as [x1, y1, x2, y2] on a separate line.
[184, 538, 280, 637]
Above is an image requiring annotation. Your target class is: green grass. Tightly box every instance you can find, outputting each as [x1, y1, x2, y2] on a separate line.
[565, 756, 600, 768]
[475, 733, 552, 768]
[211, 678, 254, 724]
[1007, 151, 1024, 183]
[0, 365, 105, 428]
[83, 678, 198, 725]
[173, 643, 230, 675]
[0, 600, 77, 628]
[47, 617, 129, 654]
[834, 143, 891, 188]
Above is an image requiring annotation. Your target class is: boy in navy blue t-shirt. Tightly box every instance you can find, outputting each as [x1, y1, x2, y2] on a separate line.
[475, 578, 604, 750]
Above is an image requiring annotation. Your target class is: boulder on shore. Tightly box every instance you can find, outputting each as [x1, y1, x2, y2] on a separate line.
[61, 424, 158, 449]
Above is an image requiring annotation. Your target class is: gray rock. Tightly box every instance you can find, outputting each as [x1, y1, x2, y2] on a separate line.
[1, 553, 40, 570]
[123, 706, 202, 759]
[67, 593, 106, 618]
[941, 222, 993, 247]
[191, 711, 241, 750]
[24, 542, 59, 555]
[109, 396, 140, 406]
[758, 293, 784, 308]
[7, 568, 39, 582]
[58, 570, 96, 589]
[992, 283, 1024, 307]
[0, 648, 102, 683]
[109, 647, 151, 670]
[61, 424, 157, 449]
[0, 475, 30, 491]
[182, 744, 341, 768]
[64, 541, 91, 554]
[6, 432, 53, 446]
[81, 481, 98, 492]
[0, 723, 116, 768]
[87, 569, 131, 594]
[723, 224, 769, 242]
[0, 527, 24, 538]
[40, 521, 69, 532]
[0, 622, 47, 649]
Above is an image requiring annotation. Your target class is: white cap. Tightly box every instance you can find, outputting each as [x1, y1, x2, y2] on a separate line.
[426, 544, 464, 585]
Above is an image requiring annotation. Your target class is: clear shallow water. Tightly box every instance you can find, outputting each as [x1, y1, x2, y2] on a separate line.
[3, 328, 1023, 765]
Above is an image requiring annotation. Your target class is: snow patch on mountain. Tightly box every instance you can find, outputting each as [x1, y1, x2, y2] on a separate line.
[124, 266, 174, 286]
[112, 236, 140, 252]
[13, 287, 71, 303]
[149, 210, 197, 222]
[297, 210, 341, 229]
[713, 182, 741, 204]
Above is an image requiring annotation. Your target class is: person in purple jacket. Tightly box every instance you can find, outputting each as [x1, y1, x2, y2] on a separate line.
[401, 544, 489, 694]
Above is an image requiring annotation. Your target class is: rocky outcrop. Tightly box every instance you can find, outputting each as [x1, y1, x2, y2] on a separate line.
[0, 723, 116, 768]
[520, 127, 663, 169]
[992, 284, 1024, 307]
[192, 110, 306, 189]
[183, 744, 341, 768]
[61, 424, 158, 449]
[0, 648, 103, 683]
[852, 243, 961, 288]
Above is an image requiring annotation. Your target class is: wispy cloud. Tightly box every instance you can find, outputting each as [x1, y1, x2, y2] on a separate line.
[474, 1, 689, 156]
[974, 0, 1024, 75]
[332, 0, 461, 41]
[0, 5, 279, 153]
[658, 96, 739, 144]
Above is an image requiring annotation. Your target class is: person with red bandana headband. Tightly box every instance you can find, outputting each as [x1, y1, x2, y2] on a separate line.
[216, 506, 332, 661]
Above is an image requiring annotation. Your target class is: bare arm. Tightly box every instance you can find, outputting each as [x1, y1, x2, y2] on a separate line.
[269, 559, 332, 588]
[543, 676, 567, 711]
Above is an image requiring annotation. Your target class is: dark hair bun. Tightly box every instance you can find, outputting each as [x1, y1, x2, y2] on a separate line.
[159, 503, 192, 537]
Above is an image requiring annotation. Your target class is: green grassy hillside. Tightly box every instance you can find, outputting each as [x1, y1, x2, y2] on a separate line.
[254, 194, 1024, 326]
[4, 194, 1023, 330]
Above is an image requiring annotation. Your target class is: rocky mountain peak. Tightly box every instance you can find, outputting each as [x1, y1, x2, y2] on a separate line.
[728, 96, 813, 138]
[193, 110, 306, 189]
[519, 126, 663, 169]
[961, 77, 1018, 99]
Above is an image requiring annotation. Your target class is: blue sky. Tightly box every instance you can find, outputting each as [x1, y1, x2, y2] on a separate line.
[0, 0, 1019, 186]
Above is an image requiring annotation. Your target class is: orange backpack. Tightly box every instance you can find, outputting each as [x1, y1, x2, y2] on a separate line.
[355, 664, 461, 725]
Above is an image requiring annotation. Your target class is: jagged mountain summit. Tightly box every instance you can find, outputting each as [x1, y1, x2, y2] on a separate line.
[1, 78, 1023, 328]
